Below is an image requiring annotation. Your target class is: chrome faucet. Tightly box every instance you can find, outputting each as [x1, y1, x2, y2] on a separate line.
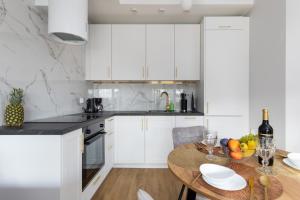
[160, 91, 170, 111]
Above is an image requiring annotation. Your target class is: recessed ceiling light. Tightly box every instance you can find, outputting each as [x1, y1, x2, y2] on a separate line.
[181, 0, 192, 11]
[130, 8, 138, 14]
[158, 8, 166, 14]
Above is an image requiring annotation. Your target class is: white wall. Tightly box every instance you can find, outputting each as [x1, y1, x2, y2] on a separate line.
[286, 0, 300, 152]
[249, 0, 286, 149]
[0, 0, 90, 125]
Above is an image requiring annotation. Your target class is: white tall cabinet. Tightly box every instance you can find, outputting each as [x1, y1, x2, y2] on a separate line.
[175, 24, 200, 80]
[112, 25, 146, 80]
[200, 17, 250, 139]
[146, 25, 175, 80]
[85, 25, 112, 80]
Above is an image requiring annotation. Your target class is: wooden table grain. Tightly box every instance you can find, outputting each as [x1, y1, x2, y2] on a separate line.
[167, 144, 300, 200]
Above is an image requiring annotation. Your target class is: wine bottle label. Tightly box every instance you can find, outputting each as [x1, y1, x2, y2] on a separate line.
[259, 134, 273, 137]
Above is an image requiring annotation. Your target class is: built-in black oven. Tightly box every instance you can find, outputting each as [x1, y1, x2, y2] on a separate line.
[82, 121, 106, 190]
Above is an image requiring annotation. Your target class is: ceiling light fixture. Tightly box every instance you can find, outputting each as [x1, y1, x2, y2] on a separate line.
[130, 8, 138, 14]
[181, 0, 192, 11]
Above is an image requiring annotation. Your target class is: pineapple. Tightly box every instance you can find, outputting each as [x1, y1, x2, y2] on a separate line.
[4, 88, 24, 127]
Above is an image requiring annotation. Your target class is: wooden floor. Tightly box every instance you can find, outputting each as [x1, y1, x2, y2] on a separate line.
[92, 168, 185, 200]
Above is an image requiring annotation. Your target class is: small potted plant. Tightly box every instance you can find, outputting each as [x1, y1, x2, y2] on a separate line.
[4, 88, 24, 127]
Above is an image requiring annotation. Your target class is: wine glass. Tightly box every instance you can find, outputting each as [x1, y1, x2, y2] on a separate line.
[203, 130, 218, 161]
[256, 137, 276, 175]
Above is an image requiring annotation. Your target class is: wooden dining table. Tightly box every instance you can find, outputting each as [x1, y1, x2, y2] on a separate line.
[167, 143, 300, 200]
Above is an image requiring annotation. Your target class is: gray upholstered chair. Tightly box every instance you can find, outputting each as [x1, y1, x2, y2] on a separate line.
[172, 126, 206, 200]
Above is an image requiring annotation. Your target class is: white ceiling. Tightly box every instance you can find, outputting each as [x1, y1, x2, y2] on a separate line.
[35, 0, 254, 24]
[88, 0, 253, 24]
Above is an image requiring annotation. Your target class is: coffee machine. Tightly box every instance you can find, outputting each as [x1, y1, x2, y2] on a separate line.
[84, 98, 103, 113]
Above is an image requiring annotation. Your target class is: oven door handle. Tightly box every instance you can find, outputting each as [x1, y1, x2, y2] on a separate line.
[84, 131, 106, 145]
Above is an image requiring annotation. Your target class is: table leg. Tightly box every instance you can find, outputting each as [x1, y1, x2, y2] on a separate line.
[186, 188, 196, 200]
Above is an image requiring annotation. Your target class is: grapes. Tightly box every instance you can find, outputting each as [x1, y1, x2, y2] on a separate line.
[239, 133, 257, 144]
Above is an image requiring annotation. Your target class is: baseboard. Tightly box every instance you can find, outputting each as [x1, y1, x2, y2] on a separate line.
[113, 164, 168, 168]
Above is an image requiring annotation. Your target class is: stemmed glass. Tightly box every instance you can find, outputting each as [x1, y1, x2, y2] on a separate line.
[256, 137, 276, 175]
[203, 130, 218, 161]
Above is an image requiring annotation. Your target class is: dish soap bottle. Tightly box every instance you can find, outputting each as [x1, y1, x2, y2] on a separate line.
[169, 101, 175, 112]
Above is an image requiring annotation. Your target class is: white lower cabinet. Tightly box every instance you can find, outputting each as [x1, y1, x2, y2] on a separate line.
[105, 118, 114, 171]
[114, 115, 204, 167]
[61, 130, 83, 200]
[145, 116, 175, 164]
[204, 116, 249, 141]
[114, 116, 145, 164]
[0, 129, 83, 200]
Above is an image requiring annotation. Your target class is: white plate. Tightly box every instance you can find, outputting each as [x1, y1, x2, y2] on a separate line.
[283, 158, 300, 170]
[200, 164, 235, 182]
[287, 153, 300, 167]
[202, 174, 247, 191]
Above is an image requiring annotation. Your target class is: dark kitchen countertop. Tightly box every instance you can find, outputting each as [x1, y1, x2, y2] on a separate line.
[0, 111, 204, 135]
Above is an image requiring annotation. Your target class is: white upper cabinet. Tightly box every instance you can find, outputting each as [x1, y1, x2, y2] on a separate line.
[112, 25, 146, 80]
[85, 25, 112, 80]
[175, 24, 200, 80]
[202, 17, 249, 116]
[86, 24, 202, 81]
[146, 25, 175, 80]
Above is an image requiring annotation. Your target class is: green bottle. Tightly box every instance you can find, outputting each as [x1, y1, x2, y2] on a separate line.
[169, 101, 174, 112]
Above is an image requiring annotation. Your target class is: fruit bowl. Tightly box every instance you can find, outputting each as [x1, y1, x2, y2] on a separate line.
[220, 133, 257, 161]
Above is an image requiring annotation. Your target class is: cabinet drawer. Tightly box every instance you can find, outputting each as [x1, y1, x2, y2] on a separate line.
[175, 116, 204, 127]
[204, 17, 249, 30]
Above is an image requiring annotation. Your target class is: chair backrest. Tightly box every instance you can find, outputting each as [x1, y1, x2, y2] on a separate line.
[172, 126, 206, 148]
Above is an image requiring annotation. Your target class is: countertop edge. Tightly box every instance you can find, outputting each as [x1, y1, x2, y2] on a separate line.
[0, 111, 204, 135]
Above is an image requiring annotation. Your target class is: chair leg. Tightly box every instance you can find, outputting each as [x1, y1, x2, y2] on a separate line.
[178, 184, 185, 200]
[186, 188, 196, 200]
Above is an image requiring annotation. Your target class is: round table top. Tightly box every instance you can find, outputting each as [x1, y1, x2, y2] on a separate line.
[167, 143, 300, 200]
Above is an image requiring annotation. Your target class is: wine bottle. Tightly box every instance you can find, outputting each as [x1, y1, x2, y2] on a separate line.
[258, 109, 274, 166]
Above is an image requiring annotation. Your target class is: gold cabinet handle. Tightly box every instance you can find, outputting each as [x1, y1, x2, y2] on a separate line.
[147, 67, 149, 80]
[176, 66, 178, 79]
[184, 117, 196, 120]
[110, 65, 112, 79]
[108, 66, 111, 79]
[142, 118, 144, 131]
[107, 66, 110, 79]
[142, 67, 145, 79]
[80, 133, 84, 154]
[206, 102, 209, 114]
[218, 25, 232, 29]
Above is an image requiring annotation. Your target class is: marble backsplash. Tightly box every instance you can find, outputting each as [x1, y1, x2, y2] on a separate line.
[0, 0, 90, 124]
[91, 83, 198, 112]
